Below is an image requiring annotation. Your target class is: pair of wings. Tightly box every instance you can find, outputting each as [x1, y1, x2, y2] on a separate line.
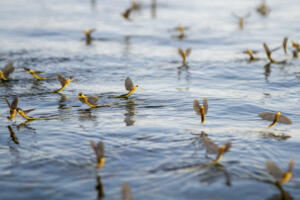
[56, 74, 67, 87]
[1, 62, 15, 78]
[125, 77, 134, 91]
[178, 48, 191, 58]
[259, 112, 292, 124]
[193, 98, 208, 115]
[201, 132, 231, 155]
[4, 96, 35, 114]
[79, 95, 99, 105]
[90, 140, 105, 159]
[265, 160, 294, 181]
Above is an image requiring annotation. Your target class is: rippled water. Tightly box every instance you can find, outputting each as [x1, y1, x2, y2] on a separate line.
[1, 0, 300, 199]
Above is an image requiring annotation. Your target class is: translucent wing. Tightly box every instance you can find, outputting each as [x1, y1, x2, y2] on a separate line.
[178, 48, 184, 58]
[11, 97, 18, 110]
[122, 182, 132, 200]
[283, 37, 288, 54]
[23, 67, 30, 72]
[265, 161, 284, 180]
[87, 96, 99, 105]
[186, 48, 192, 57]
[278, 115, 292, 125]
[56, 74, 66, 87]
[2, 62, 15, 78]
[288, 160, 295, 173]
[203, 98, 208, 114]
[223, 141, 232, 153]
[193, 99, 201, 115]
[263, 43, 272, 61]
[259, 112, 276, 122]
[90, 141, 97, 156]
[125, 77, 134, 91]
[201, 134, 219, 154]
[96, 141, 105, 158]
[3, 96, 11, 109]
[23, 108, 35, 114]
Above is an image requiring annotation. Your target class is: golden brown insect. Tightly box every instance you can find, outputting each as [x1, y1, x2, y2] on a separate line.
[122, 2, 140, 21]
[282, 37, 288, 55]
[16, 108, 36, 120]
[23, 67, 47, 80]
[245, 49, 259, 61]
[122, 182, 132, 200]
[292, 40, 300, 52]
[201, 132, 231, 165]
[259, 112, 292, 127]
[0, 61, 15, 81]
[263, 43, 277, 63]
[256, 0, 270, 16]
[177, 26, 185, 40]
[8, 126, 19, 144]
[193, 98, 208, 124]
[293, 50, 298, 59]
[265, 159, 294, 186]
[52, 74, 74, 93]
[233, 13, 251, 30]
[78, 93, 108, 108]
[4, 96, 18, 120]
[90, 140, 105, 169]
[178, 48, 191, 66]
[116, 77, 139, 98]
[83, 29, 96, 45]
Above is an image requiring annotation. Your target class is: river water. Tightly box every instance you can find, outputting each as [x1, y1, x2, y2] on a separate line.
[0, 0, 300, 199]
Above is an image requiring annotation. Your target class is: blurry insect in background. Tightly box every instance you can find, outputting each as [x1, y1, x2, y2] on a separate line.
[263, 43, 286, 64]
[178, 48, 191, 66]
[16, 108, 37, 120]
[256, 0, 270, 16]
[52, 74, 74, 93]
[176, 26, 186, 40]
[7, 126, 19, 144]
[78, 92, 108, 108]
[0, 61, 15, 81]
[23, 67, 48, 80]
[122, 182, 132, 200]
[193, 98, 208, 124]
[232, 12, 251, 30]
[265, 159, 294, 187]
[83, 29, 96, 45]
[90, 140, 105, 169]
[122, 1, 140, 21]
[116, 77, 139, 98]
[259, 112, 292, 127]
[292, 40, 300, 52]
[201, 132, 231, 165]
[244, 49, 259, 61]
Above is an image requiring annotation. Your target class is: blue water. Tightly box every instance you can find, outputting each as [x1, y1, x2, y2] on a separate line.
[0, 0, 300, 199]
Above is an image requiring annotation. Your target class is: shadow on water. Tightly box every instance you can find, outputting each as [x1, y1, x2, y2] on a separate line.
[124, 99, 136, 126]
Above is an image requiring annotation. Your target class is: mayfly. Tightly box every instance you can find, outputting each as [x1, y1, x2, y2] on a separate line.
[23, 67, 48, 80]
[265, 159, 294, 186]
[0, 61, 15, 81]
[116, 77, 139, 98]
[52, 74, 74, 93]
[193, 98, 208, 124]
[90, 140, 105, 169]
[83, 29, 96, 45]
[201, 132, 231, 165]
[178, 48, 191, 66]
[259, 112, 292, 127]
[78, 93, 109, 108]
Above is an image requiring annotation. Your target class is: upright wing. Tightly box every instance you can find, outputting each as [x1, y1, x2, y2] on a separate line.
[56, 74, 66, 87]
[178, 48, 184, 58]
[96, 141, 105, 158]
[2, 62, 15, 78]
[125, 77, 134, 91]
[263, 43, 272, 61]
[186, 48, 192, 57]
[11, 97, 19, 110]
[259, 112, 275, 122]
[265, 161, 284, 181]
[23, 108, 35, 114]
[203, 98, 208, 114]
[193, 99, 201, 115]
[3, 96, 11, 108]
[283, 37, 288, 54]
[122, 182, 132, 200]
[87, 96, 99, 105]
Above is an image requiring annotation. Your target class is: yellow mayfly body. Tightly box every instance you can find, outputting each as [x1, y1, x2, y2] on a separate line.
[83, 29, 96, 45]
[16, 108, 37, 120]
[193, 98, 208, 124]
[259, 112, 292, 127]
[246, 49, 258, 61]
[256, 0, 270, 16]
[178, 48, 191, 66]
[265, 159, 294, 186]
[52, 73, 74, 93]
[23, 67, 47, 80]
[0, 61, 15, 81]
[116, 77, 139, 98]
[90, 140, 105, 169]
[263, 43, 277, 63]
[122, 182, 133, 200]
[201, 132, 231, 165]
[4, 96, 18, 120]
[177, 26, 185, 40]
[78, 93, 107, 108]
